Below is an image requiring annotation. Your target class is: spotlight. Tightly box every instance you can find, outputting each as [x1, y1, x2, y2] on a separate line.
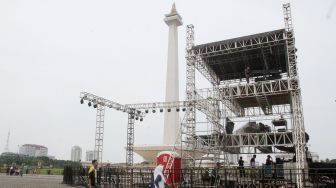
[140, 118, 143, 122]
[93, 104, 98, 108]
[145, 110, 149, 113]
[80, 98, 84, 104]
[135, 117, 139, 120]
[152, 109, 156, 113]
[176, 108, 180, 112]
[160, 109, 163, 113]
[137, 111, 141, 114]
[182, 108, 186, 112]
[168, 109, 171, 112]
[88, 102, 92, 107]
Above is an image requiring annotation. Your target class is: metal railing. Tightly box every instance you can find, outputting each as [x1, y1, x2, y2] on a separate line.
[63, 166, 336, 188]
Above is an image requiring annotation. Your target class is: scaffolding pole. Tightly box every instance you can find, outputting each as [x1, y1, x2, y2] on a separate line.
[283, 3, 306, 188]
[184, 24, 197, 166]
[94, 104, 105, 164]
[126, 109, 135, 167]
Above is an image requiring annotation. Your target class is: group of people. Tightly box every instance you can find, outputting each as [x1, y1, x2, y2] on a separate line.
[5, 165, 31, 176]
[238, 154, 274, 177]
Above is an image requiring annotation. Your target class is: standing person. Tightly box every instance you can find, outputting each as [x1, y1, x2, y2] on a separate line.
[211, 162, 221, 186]
[245, 65, 251, 83]
[265, 155, 273, 178]
[238, 157, 245, 177]
[88, 160, 99, 188]
[10, 166, 14, 175]
[250, 155, 256, 178]
[266, 155, 273, 165]
[153, 165, 165, 188]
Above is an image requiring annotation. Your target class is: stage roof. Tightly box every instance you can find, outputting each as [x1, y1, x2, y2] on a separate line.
[193, 29, 289, 82]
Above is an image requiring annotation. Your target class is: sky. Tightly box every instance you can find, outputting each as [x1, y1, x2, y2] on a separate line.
[0, 0, 335, 163]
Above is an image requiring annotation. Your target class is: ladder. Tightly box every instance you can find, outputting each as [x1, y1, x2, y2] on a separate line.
[163, 115, 187, 184]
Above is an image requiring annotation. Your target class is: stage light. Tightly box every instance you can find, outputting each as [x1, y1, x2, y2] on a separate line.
[88, 102, 92, 107]
[80, 98, 84, 104]
[168, 109, 171, 112]
[182, 108, 186, 112]
[137, 110, 141, 114]
[176, 108, 180, 112]
[135, 117, 139, 120]
[160, 109, 163, 113]
[93, 104, 98, 108]
[145, 110, 149, 113]
[152, 109, 156, 113]
[140, 118, 143, 121]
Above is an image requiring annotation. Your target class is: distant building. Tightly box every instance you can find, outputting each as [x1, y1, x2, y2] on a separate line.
[71, 146, 82, 162]
[86, 150, 98, 161]
[19, 144, 48, 157]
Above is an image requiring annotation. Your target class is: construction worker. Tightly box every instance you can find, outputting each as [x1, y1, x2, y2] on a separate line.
[88, 160, 99, 188]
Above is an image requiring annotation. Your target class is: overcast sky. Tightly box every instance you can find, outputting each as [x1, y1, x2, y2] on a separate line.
[1, 0, 335, 163]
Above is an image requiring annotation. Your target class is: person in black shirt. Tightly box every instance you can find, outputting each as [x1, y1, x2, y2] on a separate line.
[238, 157, 245, 177]
[266, 155, 273, 165]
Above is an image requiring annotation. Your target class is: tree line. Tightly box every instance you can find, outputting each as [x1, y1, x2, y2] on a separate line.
[0, 155, 79, 168]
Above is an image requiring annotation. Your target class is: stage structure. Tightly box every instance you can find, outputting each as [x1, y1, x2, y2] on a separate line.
[79, 3, 307, 187]
[182, 3, 306, 187]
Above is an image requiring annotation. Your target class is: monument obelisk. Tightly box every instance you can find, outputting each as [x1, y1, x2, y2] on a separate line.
[163, 3, 182, 145]
[132, 4, 185, 163]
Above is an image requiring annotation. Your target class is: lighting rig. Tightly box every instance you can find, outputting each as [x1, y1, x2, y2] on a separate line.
[79, 91, 205, 166]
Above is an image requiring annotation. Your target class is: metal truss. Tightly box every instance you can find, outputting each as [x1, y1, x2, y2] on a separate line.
[195, 79, 294, 118]
[184, 24, 197, 166]
[219, 78, 295, 98]
[180, 5, 306, 188]
[80, 90, 223, 167]
[126, 109, 135, 167]
[193, 30, 286, 59]
[195, 55, 220, 85]
[227, 105, 291, 121]
[181, 25, 227, 166]
[225, 131, 294, 148]
[283, 3, 306, 188]
[80, 92, 141, 166]
[94, 105, 105, 163]
[125, 98, 217, 124]
[80, 92, 143, 116]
